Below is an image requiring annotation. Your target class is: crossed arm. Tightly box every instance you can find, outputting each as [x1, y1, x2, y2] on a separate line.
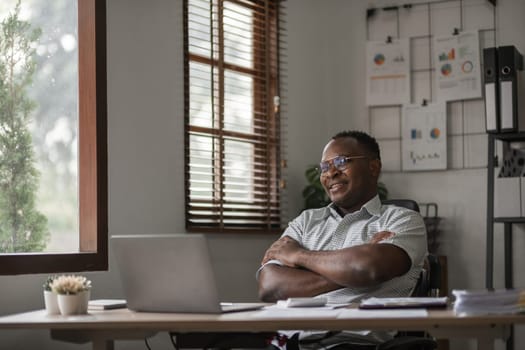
[257, 234, 411, 302]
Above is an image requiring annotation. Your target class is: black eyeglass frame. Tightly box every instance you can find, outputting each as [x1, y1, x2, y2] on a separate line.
[317, 155, 369, 175]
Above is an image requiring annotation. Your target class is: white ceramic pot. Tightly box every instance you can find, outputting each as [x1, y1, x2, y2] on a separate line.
[78, 290, 90, 314]
[57, 294, 80, 315]
[43, 290, 60, 315]
[57, 290, 90, 315]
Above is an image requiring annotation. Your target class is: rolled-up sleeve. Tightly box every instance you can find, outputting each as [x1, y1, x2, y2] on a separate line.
[379, 209, 428, 268]
[255, 259, 283, 280]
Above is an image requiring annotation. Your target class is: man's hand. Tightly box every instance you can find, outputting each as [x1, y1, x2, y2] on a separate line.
[368, 231, 395, 244]
[261, 236, 304, 267]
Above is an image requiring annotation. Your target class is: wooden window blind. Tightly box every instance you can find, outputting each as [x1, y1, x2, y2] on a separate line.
[184, 0, 283, 233]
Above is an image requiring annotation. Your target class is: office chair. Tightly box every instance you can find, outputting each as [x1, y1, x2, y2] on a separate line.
[382, 199, 441, 298]
[171, 199, 440, 350]
[381, 199, 420, 212]
[377, 199, 440, 350]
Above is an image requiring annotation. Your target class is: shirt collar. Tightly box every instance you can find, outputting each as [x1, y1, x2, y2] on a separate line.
[327, 194, 382, 218]
[363, 195, 382, 217]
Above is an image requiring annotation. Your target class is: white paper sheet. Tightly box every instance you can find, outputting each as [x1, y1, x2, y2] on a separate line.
[434, 30, 482, 102]
[366, 38, 410, 106]
[402, 102, 447, 171]
[252, 307, 343, 319]
[338, 309, 428, 319]
[360, 297, 448, 308]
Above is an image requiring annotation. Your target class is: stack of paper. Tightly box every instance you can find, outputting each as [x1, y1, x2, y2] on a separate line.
[452, 289, 525, 315]
[88, 299, 127, 310]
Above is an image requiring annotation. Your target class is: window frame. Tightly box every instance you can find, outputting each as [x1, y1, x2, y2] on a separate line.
[184, 0, 282, 234]
[0, 0, 108, 275]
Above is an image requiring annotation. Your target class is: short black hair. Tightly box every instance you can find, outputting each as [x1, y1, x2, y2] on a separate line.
[332, 130, 381, 160]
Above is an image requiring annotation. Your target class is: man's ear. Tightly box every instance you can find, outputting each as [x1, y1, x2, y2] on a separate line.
[369, 158, 382, 178]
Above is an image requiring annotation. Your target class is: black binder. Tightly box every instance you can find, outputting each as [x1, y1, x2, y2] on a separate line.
[483, 47, 499, 133]
[498, 45, 524, 132]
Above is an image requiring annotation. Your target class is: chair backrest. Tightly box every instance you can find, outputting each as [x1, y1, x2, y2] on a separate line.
[382, 199, 420, 213]
[381, 199, 441, 298]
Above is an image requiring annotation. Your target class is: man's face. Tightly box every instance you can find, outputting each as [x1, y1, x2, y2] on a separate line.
[319, 137, 380, 214]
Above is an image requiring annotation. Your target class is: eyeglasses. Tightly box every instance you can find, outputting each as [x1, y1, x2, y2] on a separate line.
[318, 155, 369, 175]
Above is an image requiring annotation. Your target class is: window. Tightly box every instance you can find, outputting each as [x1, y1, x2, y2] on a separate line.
[184, 0, 282, 233]
[0, 0, 107, 274]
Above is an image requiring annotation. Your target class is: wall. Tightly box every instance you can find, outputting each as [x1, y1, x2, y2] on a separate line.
[1, 0, 525, 349]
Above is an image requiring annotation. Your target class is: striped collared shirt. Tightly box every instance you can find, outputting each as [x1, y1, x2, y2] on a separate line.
[261, 195, 428, 304]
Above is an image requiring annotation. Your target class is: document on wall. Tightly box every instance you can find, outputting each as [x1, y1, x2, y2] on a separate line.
[402, 102, 447, 171]
[366, 38, 410, 106]
[434, 30, 482, 102]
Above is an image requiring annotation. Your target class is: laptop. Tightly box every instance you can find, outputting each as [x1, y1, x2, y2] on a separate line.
[111, 234, 265, 313]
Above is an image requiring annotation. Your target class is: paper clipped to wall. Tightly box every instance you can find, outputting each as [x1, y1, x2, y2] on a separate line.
[434, 30, 482, 102]
[366, 38, 410, 106]
[402, 103, 447, 171]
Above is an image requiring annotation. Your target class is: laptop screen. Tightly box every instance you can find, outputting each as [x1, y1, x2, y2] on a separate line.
[111, 234, 223, 313]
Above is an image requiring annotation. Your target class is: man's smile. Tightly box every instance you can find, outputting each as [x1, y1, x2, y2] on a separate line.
[328, 181, 347, 192]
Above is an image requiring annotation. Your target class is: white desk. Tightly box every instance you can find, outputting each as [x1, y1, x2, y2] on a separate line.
[0, 307, 522, 350]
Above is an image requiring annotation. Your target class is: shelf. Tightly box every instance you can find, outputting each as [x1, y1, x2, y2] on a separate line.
[490, 132, 525, 141]
[494, 217, 525, 223]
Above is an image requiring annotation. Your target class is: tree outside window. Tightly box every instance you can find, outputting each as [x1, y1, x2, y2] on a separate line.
[0, 0, 79, 254]
[0, 1, 48, 252]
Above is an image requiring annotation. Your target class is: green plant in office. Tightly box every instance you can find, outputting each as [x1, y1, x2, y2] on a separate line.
[302, 165, 388, 210]
[0, 1, 49, 253]
[43, 275, 58, 292]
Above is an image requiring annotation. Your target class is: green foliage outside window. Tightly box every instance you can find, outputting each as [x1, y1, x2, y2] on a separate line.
[0, 2, 49, 252]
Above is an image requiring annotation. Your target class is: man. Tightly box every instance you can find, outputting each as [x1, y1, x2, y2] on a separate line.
[257, 130, 428, 349]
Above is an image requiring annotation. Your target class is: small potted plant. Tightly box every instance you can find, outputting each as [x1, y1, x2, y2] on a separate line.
[50, 275, 92, 315]
[43, 275, 60, 315]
